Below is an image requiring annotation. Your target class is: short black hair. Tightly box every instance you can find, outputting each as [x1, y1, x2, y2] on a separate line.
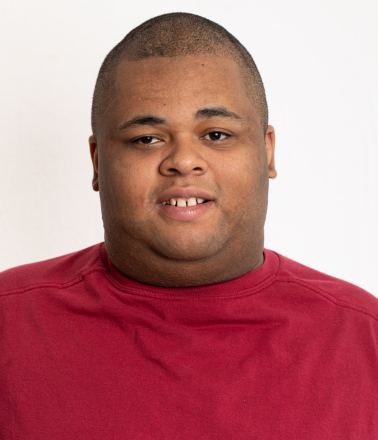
[91, 12, 268, 138]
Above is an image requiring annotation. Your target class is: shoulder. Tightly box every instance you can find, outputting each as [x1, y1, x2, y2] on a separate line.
[0, 243, 105, 296]
[268, 250, 378, 320]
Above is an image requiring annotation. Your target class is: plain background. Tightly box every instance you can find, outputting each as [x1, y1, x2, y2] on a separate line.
[0, 0, 377, 295]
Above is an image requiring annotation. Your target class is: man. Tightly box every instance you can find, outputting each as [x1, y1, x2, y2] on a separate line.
[0, 12, 377, 439]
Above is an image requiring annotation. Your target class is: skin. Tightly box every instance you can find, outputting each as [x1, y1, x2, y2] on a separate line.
[89, 54, 276, 287]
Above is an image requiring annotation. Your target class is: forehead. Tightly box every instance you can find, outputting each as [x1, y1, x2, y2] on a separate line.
[109, 55, 253, 121]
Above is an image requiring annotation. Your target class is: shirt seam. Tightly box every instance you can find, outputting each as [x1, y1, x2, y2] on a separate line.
[275, 277, 378, 322]
[0, 267, 104, 297]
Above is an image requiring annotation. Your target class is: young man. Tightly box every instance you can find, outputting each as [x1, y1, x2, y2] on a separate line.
[1, 13, 377, 439]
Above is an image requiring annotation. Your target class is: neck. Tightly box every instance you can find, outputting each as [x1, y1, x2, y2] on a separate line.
[105, 234, 265, 288]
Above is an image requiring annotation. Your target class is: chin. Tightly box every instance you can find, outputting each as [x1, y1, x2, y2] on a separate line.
[151, 238, 222, 262]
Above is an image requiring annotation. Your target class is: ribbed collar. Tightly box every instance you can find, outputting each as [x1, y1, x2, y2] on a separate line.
[99, 242, 280, 301]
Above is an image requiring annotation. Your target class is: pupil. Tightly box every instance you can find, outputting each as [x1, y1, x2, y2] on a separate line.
[141, 137, 152, 144]
[210, 132, 221, 140]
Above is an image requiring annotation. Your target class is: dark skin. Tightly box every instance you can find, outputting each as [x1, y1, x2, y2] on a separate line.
[89, 54, 276, 287]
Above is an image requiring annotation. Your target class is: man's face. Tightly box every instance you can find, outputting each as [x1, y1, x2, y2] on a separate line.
[90, 54, 276, 286]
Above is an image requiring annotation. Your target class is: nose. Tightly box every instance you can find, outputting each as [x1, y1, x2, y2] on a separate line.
[159, 137, 208, 177]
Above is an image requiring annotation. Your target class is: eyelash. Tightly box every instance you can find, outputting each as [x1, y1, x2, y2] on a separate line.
[133, 131, 230, 145]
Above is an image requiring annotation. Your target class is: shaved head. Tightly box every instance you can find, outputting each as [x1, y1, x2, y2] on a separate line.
[91, 12, 268, 138]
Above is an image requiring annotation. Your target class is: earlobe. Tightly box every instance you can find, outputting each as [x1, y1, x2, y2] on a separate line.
[265, 125, 277, 179]
[89, 135, 99, 192]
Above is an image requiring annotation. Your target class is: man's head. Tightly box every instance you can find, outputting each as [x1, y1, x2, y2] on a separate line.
[89, 13, 276, 287]
[91, 12, 268, 139]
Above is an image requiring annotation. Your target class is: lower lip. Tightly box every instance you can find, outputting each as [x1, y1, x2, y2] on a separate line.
[158, 201, 214, 221]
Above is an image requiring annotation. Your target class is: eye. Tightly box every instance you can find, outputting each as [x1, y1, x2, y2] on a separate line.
[203, 132, 229, 141]
[134, 136, 160, 145]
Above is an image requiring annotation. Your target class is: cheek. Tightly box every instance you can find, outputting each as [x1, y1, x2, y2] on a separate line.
[220, 149, 265, 193]
[217, 149, 268, 220]
[99, 150, 157, 220]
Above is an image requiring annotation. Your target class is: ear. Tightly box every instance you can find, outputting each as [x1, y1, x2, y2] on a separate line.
[265, 125, 277, 179]
[89, 135, 99, 191]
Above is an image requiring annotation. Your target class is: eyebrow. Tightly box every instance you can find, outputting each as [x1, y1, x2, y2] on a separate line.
[195, 106, 243, 122]
[117, 115, 166, 131]
[117, 106, 244, 131]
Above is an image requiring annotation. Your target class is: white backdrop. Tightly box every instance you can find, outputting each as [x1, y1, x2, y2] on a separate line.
[0, 0, 377, 295]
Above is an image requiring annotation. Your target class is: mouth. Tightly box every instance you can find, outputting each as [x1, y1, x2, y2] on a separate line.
[161, 197, 208, 207]
[157, 187, 214, 221]
[158, 197, 214, 222]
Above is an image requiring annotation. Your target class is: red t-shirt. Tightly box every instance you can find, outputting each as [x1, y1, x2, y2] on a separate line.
[0, 243, 377, 439]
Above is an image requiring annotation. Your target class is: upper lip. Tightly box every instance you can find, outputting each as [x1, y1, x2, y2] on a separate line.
[157, 187, 214, 204]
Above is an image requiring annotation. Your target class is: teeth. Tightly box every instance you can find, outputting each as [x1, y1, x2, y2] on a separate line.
[163, 197, 208, 206]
